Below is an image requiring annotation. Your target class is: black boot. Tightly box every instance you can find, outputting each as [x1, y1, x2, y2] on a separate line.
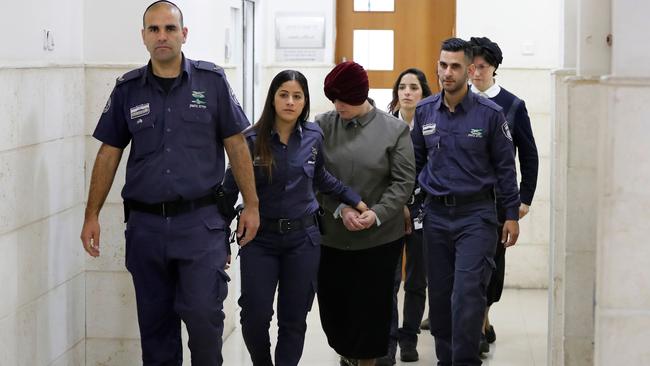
[419, 318, 430, 330]
[485, 324, 496, 343]
[479, 333, 490, 355]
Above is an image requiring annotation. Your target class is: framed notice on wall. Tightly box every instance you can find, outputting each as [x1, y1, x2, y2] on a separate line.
[275, 14, 326, 62]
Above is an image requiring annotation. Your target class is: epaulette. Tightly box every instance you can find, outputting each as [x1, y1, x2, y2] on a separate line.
[194, 60, 224, 75]
[243, 126, 257, 138]
[115, 67, 144, 86]
[417, 94, 441, 107]
[302, 121, 324, 138]
[476, 96, 503, 113]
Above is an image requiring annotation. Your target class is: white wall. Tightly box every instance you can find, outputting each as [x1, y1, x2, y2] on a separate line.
[457, 0, 561, 69]
[84, 0, 235, 65]
[256, 0, 336, 117]
[593, 1, 650, 364]
[1, 1, 87, 365]
[4, 0, 84, 65]
[611, 0, 650, 77]
[457, 0, 560, 288]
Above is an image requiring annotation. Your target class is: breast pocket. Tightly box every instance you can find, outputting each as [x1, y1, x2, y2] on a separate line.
[457, 136, 489, 174]
[424, 134, 441, 158]
[457, 136, 487, 154]
[128, 116, 159, 159]
[182, 110, 214, 148]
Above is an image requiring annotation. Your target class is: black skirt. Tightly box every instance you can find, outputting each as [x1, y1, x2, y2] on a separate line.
[317, 238, 403, 359]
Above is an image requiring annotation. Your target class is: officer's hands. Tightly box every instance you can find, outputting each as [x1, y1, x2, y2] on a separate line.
[237, 205, 259, 247]
[80, 217, 101, 257]
[358, 210, 377, 229]
[501, 220, 519, 247]
[403, 206, 412, 235]
[224, 255, 231, 270]
[519, 203, 530, 219]
[342, 206, 365, 231]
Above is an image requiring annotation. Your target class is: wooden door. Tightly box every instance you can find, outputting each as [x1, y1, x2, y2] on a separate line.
[336, 0, 455, 99]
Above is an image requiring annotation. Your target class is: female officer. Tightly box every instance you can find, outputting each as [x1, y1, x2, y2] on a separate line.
[379, 68, 433, 365]
[223, 69, 367, 366]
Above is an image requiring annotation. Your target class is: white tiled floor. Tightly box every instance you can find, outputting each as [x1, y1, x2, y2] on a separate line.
[222, 289, 548, 365]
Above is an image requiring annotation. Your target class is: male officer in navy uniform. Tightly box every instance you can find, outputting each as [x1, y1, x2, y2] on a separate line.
[79, 1, 259, 365]
[411, 38, 520, 366]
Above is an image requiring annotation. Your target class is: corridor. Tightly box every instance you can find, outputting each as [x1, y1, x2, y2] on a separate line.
[222, 289, 548, 365]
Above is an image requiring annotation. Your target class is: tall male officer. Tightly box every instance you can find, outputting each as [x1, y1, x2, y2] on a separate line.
[411, 38, 520, 366]
[79, 1, 260, 365]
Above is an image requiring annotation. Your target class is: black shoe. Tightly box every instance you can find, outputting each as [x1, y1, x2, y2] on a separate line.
[420, 318, 430, 330]
[485, 324, 496, 344]
[340, 356, 358, 366]
[479, 333, 490, 355]
[375, 356, 396, 366]
[400, 346, 419, 362]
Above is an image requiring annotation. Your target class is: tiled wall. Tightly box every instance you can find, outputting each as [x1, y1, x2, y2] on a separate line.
[496, 68, 552, 289]
[594, 77, 650, 365]
[0, 67, 86, 365]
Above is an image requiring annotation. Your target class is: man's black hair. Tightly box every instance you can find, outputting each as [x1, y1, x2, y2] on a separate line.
[441, 37, 473, 64]
[143, 1, 184, 28]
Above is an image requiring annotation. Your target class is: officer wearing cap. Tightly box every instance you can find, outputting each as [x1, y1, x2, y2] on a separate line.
[469, 36, 539, 353]
[316, 61, 415, 366]
[79, 1, 259, 365]
[411, 38, 520, 366]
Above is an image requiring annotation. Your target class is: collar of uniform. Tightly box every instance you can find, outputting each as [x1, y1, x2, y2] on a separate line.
[438, 85, 475, 113]
[270, 121, 304, 139]
[459, 87, 477, 112]
[343, 105, 376, 128]
[470, 81, 501, 98]
[141, 53, 190, 87]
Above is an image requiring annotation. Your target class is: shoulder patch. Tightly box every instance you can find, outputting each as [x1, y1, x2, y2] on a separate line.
[115, 67, 144, 86]
[243, 126, 257, 138]
[476, 96, 503, 113]
[194, 60, 224, 74]
[501, 121, 513, 141]
[302, 121, 324, 138]
[417, 94, 441, 107]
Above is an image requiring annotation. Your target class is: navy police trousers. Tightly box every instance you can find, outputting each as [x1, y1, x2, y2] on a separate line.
[238, 224, 321, 366]
[389, 228, 427, 352]
[125, 205, 230, 366]
[423, 199, 497, 366]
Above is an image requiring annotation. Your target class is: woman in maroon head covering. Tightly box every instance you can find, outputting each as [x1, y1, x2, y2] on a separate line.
[315, 61, 416, 366]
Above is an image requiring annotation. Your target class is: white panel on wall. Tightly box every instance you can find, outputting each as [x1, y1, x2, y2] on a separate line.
[456, 0, 561, 69]
[4, 0, 84, 64]
[353, 30, 394, 70]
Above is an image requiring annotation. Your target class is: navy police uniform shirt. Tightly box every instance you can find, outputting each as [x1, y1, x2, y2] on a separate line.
[411, 89, 520, 220]
[93, 55, 250, 204]
[224, 121, 361, 220]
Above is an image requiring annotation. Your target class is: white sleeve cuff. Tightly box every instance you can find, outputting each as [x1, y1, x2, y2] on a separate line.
[333, 203, 348, 219]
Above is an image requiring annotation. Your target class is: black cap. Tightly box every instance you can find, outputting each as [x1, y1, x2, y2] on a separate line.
[469, 37, 503, 69]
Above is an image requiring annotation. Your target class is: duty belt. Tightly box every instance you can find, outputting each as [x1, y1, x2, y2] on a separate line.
[260, 214, 317, 234]
[428, 189, 494, 207]
[125, 193, 217, 218]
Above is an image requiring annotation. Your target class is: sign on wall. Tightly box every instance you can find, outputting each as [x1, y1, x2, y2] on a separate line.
[275, 14, 326, 62]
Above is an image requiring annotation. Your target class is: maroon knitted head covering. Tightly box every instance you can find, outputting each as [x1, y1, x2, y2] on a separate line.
[323, 61, 369, 106]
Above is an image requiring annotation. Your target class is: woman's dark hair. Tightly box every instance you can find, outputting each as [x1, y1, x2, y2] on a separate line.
[388, 68, 433, 113]
[253, 69, 310, 178]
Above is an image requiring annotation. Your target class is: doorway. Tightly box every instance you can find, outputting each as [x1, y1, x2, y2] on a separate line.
[335, 0, 455, 109]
